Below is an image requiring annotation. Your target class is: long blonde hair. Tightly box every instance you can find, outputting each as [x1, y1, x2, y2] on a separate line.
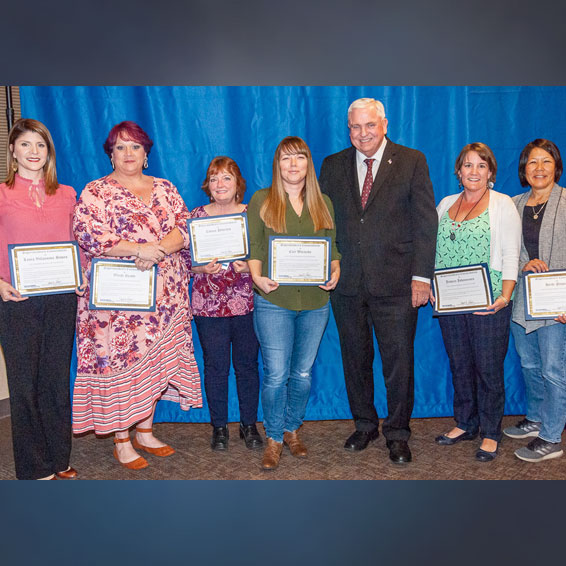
[5, 118, 59, 195]
[261, 136, 333, 233]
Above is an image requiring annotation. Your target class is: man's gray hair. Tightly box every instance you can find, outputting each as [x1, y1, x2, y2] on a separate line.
[347, 98, 386, 120]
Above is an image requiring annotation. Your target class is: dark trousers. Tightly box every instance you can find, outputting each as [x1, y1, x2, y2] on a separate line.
[331, 284, 417, 442]
[438, 305, 512, 442]
[0, 293, 77, 480]
[194, 313, 260, 428]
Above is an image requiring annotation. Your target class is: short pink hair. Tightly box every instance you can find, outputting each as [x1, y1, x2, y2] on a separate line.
[103, 121, 153, 156]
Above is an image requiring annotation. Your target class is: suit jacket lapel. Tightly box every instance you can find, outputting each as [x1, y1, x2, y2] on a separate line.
[345, 148, 363, 215]
[364, 140, 396, 211]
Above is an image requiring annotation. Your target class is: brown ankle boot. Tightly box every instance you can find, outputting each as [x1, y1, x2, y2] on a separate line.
[262, 438, 283, 470]
[283, 430, 307, 457]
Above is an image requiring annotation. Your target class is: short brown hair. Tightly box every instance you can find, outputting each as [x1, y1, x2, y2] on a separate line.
[454, 142, 498, 185]
[201, 156, 246, 203]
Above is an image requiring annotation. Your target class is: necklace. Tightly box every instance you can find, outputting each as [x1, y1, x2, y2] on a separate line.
[449, 188, 489, 241]
[531, 200, 548, 220]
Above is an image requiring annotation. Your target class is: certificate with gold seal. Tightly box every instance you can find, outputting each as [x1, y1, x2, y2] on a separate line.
[433, 263, 494, 315]
[524, 270, 566, 320]
[268, 236, 331, 285]
[89, 258, 157, 311]
[187, 213, 249, 266]
[8, 241, 82, 296]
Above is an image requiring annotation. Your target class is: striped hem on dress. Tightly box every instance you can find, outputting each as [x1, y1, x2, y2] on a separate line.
[72, 309, 202, 435]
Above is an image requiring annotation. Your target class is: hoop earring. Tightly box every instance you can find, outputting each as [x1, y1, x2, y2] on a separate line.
[143, 156, 148, 170]
[111, 157, 115, 170]
[12, 160, 18, 173]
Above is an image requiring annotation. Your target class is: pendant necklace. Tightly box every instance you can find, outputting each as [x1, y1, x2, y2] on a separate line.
[531, 200, 548, 220]
[449, 188, 489, 241]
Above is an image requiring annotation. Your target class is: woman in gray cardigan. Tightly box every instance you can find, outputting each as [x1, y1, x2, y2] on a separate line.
[504, 139, 566, 462]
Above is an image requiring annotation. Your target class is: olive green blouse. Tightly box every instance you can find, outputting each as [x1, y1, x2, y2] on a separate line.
[247, 188, 341, 311]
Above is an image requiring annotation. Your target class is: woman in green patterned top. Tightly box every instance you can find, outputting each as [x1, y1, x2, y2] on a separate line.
[433, 143, 521, 462]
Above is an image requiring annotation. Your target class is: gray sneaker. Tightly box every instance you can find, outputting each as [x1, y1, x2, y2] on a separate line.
[503, 418, 541, 439]
[515, 437, 563, 462]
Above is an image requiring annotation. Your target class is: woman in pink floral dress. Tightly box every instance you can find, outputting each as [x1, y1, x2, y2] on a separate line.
[72, 121, 201, 471]
[190, 156, 262, 452]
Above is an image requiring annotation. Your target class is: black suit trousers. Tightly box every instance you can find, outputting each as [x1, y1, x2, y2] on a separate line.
[0, 293, 77, 480]
[330, 282, 417, 441]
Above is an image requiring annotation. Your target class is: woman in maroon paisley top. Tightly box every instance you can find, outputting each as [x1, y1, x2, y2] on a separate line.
[190, 156, 262, 451]
[73, 121, 202, 472]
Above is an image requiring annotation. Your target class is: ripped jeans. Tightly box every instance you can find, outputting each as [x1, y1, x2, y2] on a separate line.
[253, 294, 330, 442]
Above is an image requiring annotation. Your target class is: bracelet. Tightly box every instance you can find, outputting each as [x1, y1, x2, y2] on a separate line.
[497, 295, 510, 307]
[136, 244, 140, 258]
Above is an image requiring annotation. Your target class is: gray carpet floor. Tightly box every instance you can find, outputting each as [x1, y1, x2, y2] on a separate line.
[0, 415, 564, 480]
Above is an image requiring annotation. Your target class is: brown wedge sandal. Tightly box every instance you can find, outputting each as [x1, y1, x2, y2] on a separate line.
[113, 436, 149, 470]
[132, 427, 175, 457]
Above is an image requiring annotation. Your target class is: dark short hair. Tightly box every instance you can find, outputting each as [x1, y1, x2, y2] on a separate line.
[518, 139, 563, 188]
[103, 121, 153, 157]
[454, 142, 498, 184]
[201, 156, 246, 203]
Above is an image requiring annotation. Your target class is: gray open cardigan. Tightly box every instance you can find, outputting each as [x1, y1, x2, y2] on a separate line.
[512, 183, 566, 333]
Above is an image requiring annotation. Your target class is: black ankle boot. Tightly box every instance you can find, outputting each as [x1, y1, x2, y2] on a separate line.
[211, 426, 229, 450]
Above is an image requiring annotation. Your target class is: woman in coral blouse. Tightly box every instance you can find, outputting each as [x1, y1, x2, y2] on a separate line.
[72, 121, 201, 471]
[0, 118, 79, 480]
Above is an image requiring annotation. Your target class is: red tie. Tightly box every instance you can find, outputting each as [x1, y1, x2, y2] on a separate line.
[361, 158, 374, 208]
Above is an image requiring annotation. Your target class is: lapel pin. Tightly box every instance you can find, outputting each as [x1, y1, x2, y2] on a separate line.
[388, 159, 392, 165]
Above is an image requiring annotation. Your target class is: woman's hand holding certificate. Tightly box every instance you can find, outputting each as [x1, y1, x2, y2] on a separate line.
[187, 214, 249, 266]
[8, 241, 82, 296]
[89, 258, 157, 311]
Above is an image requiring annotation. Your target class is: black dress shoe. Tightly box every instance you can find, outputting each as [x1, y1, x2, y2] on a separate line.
[344, 429, 379, 451]
[475, 447, 498, 462]
[239, 423, 263, 449]
[435, 430, 479, 446]
[386, 440, 412, 464]
[211, 426, 229, 450]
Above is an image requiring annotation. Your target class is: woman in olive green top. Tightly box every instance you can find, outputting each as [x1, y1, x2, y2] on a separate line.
[247, 136, 341, 470]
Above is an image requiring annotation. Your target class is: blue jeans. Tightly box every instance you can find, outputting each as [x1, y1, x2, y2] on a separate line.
[511, 321, 566, 443]
[253, 294, 330, 443]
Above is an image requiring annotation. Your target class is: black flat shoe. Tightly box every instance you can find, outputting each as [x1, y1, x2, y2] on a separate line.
[239, 423, 263, 449]
[475, 447, 498, 462]
[344, 429, 379, 451]
[211, 426, 229, 451]
[386, 439, 412, 464]
[435, 430, 479, 446]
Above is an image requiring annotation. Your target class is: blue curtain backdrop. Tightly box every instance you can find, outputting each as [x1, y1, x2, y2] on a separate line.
[19, 86, 566, 423]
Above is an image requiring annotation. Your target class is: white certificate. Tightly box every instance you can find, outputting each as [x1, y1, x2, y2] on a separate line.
[524, 270, 566, 320]
[187, 213, 249, 266]
[268, 236, 331, 285]
[8, 241, 82, 296]
[89, 259, 156, 311]
[433, 263, 493, 315]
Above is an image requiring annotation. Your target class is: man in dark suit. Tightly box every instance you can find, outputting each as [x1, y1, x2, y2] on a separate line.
[319, 98, 437, 464]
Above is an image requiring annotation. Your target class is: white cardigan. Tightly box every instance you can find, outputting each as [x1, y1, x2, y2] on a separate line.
[436, 189, 522, 281]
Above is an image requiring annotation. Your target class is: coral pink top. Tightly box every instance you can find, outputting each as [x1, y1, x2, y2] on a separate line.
[0, 174, 76, 281]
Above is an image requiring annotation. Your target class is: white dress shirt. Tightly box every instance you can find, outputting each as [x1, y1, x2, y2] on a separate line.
[355, 139, 387, 195]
